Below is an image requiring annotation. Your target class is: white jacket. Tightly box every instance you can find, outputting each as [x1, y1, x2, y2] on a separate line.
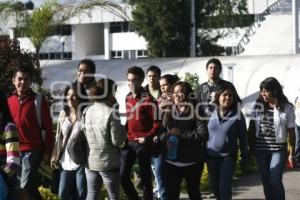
[84, 102, 126, 171]
[252, 103, 295, 143]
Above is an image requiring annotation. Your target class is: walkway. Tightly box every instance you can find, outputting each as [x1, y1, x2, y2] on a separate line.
[180, 168, 300, 200]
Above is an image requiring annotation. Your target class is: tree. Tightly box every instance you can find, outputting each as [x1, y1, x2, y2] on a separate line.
[0, 0, 125, 82]
[197, 0, 248, 56]
[126, 0, 248, 57]
[127, 0, 191, 57]
[0, 37, 40, 95]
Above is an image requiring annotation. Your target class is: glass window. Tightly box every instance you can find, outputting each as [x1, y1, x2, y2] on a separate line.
[110, 22, 122, 33]
[123, 22, 129, 32]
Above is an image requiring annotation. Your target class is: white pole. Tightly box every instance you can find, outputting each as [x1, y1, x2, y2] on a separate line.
[190, 0, 196, 57]
[293, 0, 300, 54]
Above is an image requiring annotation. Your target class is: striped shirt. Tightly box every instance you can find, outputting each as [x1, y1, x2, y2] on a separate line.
[0, 123, 20, 177]
[254, 109, 287, 151]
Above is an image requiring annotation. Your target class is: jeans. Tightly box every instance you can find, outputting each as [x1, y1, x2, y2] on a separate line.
[59, 165, 87, 200]
[20, 151, 42, 199]
[206, 155, 236, 200]
[294, 126, 300, 163]
[152, 154, 166, 200]
[85, 168, 120, 200]
[120, 141, 153, 200]
[165, 162, 203, 200]
[255, 150, 287, 200]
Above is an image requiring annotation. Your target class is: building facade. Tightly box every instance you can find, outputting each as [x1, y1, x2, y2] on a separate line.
[10, 3, 148, 60]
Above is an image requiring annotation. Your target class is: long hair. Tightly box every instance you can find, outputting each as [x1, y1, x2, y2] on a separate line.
[213, 83, 239, 112]
[63, 83, 89, 118]
[257, 77, 290, 111]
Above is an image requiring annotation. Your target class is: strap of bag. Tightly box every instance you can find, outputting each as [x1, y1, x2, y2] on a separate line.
[34, 93, 46, 142]
[58, 123, 73, 161]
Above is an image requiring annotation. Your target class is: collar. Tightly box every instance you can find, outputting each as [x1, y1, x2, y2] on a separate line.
[207, 78, 221, 86]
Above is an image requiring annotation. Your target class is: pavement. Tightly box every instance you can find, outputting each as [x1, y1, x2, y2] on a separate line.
[180, 168, 300, 200]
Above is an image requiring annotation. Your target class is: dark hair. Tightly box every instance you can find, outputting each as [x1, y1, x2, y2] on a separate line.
[63, 83, 89, 117]
[257, 77, 290, 111]
[13, 66, 32, 80]
[90, 78, 117, 102]
[214, 83, 239, 111]
[171, 81, 196, 105]
[78, 59, 96, 74]
[206, 58, 222, 72]
[147, 65, 161, 77]
[127, 66, 145, 81]
[160, 74, 179, 86]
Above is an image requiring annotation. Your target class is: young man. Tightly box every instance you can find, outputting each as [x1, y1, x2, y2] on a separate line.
[7, 67, 54, 199]
[196, 58, 241, 118]
[120, 66, 160, 200]
[144, 65, 166, 200]
[74, 58, 96, 97]
[144, 65, 162, 100]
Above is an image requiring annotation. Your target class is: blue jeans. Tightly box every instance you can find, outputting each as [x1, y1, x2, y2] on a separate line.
[85, 168, 120, 200]
[59, 165, 87, 200]
[294, 126, 300, 163]
[206, 155, 236, 200]
[255, 150, 287, 200]
[20, 151, 42, 199]
[152, 154, 166, 200]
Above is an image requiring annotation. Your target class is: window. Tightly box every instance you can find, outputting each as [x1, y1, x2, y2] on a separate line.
[110, 22, 135, 33]
[48, 25, 72, 36]
[39, 52, 72, 60]
[110, 22, 122, 33]
[137, 50, 148, 58]
[111, 51, 123, 59]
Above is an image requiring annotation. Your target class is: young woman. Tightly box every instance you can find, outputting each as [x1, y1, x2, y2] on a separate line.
[248, 77, 295, 200]
[50, 83, 89, 200]
[161, 81, 208, 200]
[151, 74, 179, 200]
[84, 80, 126, 200]
[206, 84, 248, 200]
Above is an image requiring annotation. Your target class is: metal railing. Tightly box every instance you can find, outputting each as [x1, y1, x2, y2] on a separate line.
[233, 0, 286, 55]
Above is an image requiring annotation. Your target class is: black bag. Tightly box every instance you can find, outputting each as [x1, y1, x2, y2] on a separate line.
[67, 130, 87, 165]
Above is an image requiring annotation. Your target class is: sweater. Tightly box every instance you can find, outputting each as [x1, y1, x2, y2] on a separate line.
[125, 90, 160, 141]
[206, 110, 248, 159]
[0, 123, 20, 177]
[7, 90, 54, 156]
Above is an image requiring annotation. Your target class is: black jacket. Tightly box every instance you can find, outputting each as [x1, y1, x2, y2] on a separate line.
[161, 109, 208, 163]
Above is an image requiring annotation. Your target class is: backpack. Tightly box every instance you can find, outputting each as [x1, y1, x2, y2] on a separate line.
[34, 93, 46, 142]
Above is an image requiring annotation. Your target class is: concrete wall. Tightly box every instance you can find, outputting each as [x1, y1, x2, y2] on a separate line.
[73, 23, 105, 60]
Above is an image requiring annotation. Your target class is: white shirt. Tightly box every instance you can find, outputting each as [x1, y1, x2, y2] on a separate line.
[60, 118, 80, 171]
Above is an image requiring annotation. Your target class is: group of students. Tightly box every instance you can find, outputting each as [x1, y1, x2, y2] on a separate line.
[0, 57, 297, 200]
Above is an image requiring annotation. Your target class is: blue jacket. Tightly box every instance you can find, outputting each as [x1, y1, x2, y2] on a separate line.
[206, 110, 249, 160]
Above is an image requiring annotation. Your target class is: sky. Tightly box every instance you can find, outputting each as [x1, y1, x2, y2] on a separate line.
[0, 0, 122, 7]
